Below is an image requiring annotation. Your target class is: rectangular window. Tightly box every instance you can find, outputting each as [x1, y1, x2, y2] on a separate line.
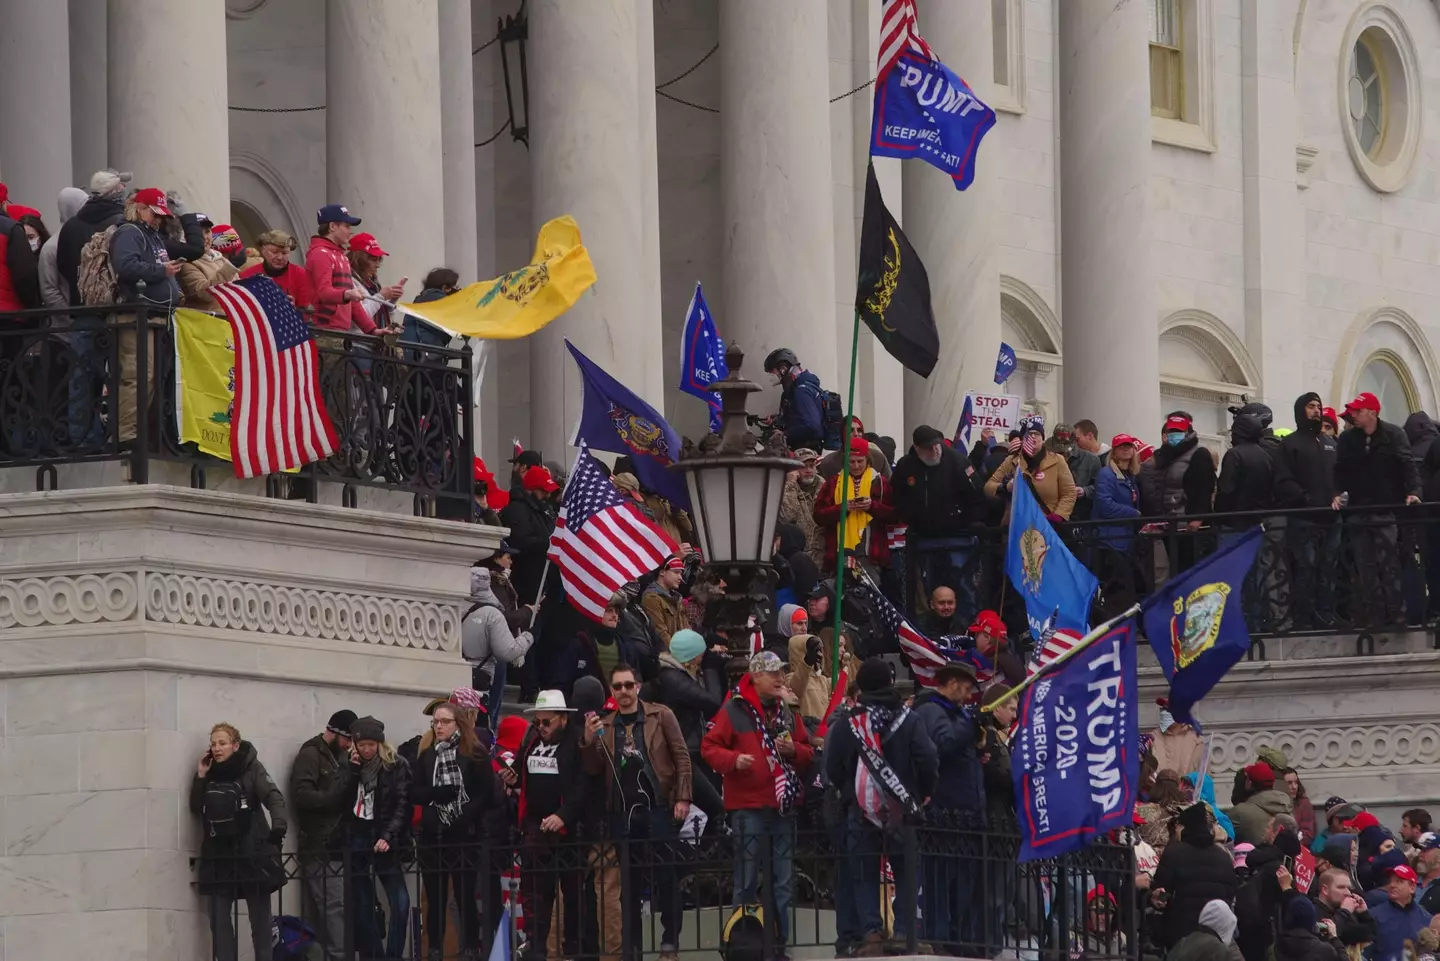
[992, 0, 1009, 87]
[1149, 0, 1183, 118]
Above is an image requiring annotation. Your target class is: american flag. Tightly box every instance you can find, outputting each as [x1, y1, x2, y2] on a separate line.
[854, 572, 970, 688]
[886, 525, 908, 552]
[210, 276, 338, 479]
[547, 446, 678, 622]
[1028, 608, 1084, 675]
[878, 0, 934, 77]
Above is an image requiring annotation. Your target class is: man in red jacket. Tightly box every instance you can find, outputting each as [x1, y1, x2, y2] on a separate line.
[240, 229, 314, 311]
[702, 651, 814, 956]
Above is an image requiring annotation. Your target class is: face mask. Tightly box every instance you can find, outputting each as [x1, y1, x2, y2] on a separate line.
[1165, 432, 1186, 447]
[27, 238, 39, 252]
[1021, 435, 1042, 457]
[769, 371, 785, 386]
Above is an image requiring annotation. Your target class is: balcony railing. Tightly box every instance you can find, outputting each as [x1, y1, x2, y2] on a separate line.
[0, 302, 474, 516]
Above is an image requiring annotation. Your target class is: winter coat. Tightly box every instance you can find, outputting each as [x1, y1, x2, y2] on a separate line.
[643, 651, 726, 757]
[56, 195, 124, 306]
[1313, 898, 1378, 947]
[1275, 926, 1346, 961]
[239, 260, 315, 311]
[772, 523, 820, 613]
[1236, 845, 1287, 961]
[1216, 412, 1278, 518]
[1154, 819, 1242, 947]
[785, 632, 856, 722]
[1169, 927, 1237, 961]
[984, 450, 1078, 522]
[462, 568, 534, 667]
[1093, 464, 1142, 551]
[178, 250, 240, 311]
[37, 188, 88, 310]
[1366, 895, 1432, 961]
[582, 700, 693, 809]
[778, 369, 825, 451]
[813, 467, 896, 566]
[1066, 445, 1104, 517]
[914, 691, 985, 817]
[780, 475, 826, 565]
[701, 675, 814, 812]
[891, 444, 986, 538]
[0, 212, 39, 311]
[500, 492, 556, 604]
[641, 582, 686, 648]
[1140, 432, 1217, 516]
[823, 688, 937, 816]
[289, 734, 356, 856]
[109, 219, 180, 308]
[1276, 393, 1336, 511]
[344, 755, 412, 849]
[980, 715, 1017, 833]
[190, 741, 288, 894]
[1229, 789, 1295, 846]
[1405, 412, 1439, 466]
[1334, 419, 1421, 507]
[305, 234, 377, 334]
[411, 743, 504, 840]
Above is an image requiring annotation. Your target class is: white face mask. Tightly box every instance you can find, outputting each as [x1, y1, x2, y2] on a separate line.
[770, 372, 784, 386]
[27, 238, 39, 252]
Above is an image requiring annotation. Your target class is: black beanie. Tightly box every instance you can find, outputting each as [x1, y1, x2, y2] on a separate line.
[856, 657, 893, 694]
[350, 715, 385, 743]
[326, 709, 357, 737]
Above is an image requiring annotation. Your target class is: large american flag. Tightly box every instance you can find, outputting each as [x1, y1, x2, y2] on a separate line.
[878, 0, 935, 77]
[1028, 608, 1084, 676]
[547, 447, 678, 622]
[853, 572, 994, 689]
[210, 276, 338, 479]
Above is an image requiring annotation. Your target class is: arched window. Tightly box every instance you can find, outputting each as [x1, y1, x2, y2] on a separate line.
[1356, 354, 1415, 417]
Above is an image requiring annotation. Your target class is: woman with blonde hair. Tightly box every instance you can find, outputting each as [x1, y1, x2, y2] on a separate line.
[345, 716, 412, 959]
[191, 722, 287, 961]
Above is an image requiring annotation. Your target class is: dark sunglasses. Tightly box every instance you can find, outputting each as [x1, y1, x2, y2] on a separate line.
[611, 680, 637, 691]
[533, 716, 561, 728]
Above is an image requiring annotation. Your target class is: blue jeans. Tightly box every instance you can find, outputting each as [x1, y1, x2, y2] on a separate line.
[827, 805, 862, 950]
[847, 810, 915, 943]
[921, 818, 979, 950]
[350, 845, 411, 960]
[731, 809, 795, 946]
[67, 318, 107, 448]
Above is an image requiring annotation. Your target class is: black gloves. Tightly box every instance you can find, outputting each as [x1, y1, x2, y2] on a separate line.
[804, 635, 822, 669]
[267, 827, 286, 847]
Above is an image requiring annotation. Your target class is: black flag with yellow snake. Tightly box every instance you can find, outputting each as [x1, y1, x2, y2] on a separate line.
[855, 163, 939, 377]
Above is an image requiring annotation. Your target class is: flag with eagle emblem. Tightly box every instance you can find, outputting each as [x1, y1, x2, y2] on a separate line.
[855, 163, 938, 377]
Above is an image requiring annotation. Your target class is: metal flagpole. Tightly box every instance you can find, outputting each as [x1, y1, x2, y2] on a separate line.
[831, 310, 863, 691]
[979, 603, 1142, 711]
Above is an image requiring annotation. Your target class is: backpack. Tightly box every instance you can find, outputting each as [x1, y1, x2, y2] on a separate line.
[271, 915, 316, 960]
[201, 778, 252, 839]
[820, 389, 846, 450]
[722, 904, 767, 961]
[78, 224, 121, 306]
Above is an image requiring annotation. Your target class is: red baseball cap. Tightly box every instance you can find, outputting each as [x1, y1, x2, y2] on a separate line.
[969, 609, 1007, 638]
[1321, 406, 1339, 427]
[1344, 391, 1381, 414]
[133, 187, 171, 216]
[1111, 433, 1141, 449]
[348, 232, 389, 258]
[1164, 414, 1192, 433]
[1391, 864, 1419, 884]
[5, 204, 40, 221]
[472, 456, 495, 484]
[521, 465, 559, 493]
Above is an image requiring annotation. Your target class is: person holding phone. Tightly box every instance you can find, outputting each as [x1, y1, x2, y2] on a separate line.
[192, 722, 288, 961]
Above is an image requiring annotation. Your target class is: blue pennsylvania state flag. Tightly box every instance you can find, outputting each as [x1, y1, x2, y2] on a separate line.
[869, 0, 996, 191]
[566, 341, 690, 511]
[1005, 478, 1098, 640]
[995, 343, 1017, 385]
[1012, 619, 1139, 861]
[1142, 527, 1262, 726]
[677, 283, 728, 433]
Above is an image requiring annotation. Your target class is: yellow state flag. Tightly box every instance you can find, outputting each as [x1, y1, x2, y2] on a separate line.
[397, 215, 597, 339]
[174, 307, 236, 462]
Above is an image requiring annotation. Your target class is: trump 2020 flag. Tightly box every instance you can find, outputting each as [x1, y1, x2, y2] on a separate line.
[995, 343, 1017, 385]
[1013, 619, 1139, 861]
[1006, 478, 1098, 645]
[566, 341, 690, 510]
[678, 282, 728, 433]
[1142, 527, 1262, 727]
[869, 0, 996, 189]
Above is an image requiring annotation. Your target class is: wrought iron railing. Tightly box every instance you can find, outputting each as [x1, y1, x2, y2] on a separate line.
[0, 301, 475, 516]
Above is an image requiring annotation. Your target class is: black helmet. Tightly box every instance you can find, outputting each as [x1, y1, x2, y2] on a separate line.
[763, 348, 799, 373]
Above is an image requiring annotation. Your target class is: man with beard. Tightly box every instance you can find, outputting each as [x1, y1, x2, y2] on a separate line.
[239, 229, 314, 309]
[918, 586, 960, 636]
[779, 449, 826, 566]
[290, 710, 357, 961]
[1277, 392, 1339, 628]
[1311, 868, 1378, 947]
[892, 425, 986, 623]
[1046, 423, 1103, 520]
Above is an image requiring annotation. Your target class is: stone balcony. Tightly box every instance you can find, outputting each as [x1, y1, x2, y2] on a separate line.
[0, 483, 499, 961]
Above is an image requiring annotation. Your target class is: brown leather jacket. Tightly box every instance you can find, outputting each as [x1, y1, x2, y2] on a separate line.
[581, 701, 692, 809]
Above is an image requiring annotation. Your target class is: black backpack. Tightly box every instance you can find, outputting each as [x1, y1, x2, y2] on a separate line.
[203, 779, 252, 839]
[820, 390, 846, 450]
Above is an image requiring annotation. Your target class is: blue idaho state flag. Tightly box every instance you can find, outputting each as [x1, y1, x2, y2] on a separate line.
[994, 343, 1017, 385]
[1142, 527, 1262, 726]
[1013, 619, 1139, 860]
[870, 48, 995, 190]
[566, 341, 690, 511]
[677, 282, 728, 433]
[1005, 478, 1098, 640]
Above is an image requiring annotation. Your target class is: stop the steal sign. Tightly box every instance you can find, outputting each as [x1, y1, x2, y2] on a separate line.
[965, 392, 1021, 434]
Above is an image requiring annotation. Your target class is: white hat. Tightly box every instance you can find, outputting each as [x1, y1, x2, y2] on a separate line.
[523, 689, 574, 714]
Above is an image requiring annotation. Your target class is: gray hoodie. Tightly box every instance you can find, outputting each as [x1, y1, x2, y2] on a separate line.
[461, 567, 533, 665]
[38, 187, 89, 310]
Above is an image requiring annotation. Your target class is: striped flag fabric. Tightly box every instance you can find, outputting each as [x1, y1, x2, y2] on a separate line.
[878, 0, 934, 77]
[853, 572, 952, 688]
[1030, 614, 1084, 676]
[886, 525, 908, 552]
[210, 276, 338, 479]
[547, 446, 678, 622]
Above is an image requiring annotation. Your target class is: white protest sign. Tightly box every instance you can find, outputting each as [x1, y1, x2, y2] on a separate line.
[965, 392, 1022, 436]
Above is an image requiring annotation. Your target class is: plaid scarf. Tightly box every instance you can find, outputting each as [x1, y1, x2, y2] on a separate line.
[735, 677, 799, 815]
[432, 732, 470, 827]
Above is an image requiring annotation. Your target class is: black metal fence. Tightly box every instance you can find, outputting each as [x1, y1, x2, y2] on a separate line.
[896, 504, 1440, 650]
[194, 824, 1138, 961]
[0, 302, 475, 515]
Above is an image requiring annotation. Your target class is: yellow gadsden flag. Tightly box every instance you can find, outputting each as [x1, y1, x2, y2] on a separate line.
[398, 215, 597, 339]
[173, 307, 236, 461]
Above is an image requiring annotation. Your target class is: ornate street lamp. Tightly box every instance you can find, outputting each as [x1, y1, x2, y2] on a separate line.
[497, 11, 529, 146]
[673, 344, 800, 667]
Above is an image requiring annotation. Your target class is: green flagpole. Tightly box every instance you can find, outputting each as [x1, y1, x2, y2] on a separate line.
[831, 310, 863, 691]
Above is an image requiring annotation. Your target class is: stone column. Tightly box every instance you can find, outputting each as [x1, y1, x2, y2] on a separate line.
[527, 0, 662, 457]
[439, 0, 478, 282]
[1058, 0, 1160, 438]
[327, 0, 446, 293]
[720, 0, 837, 400]
[0, 0, 73, 210]
[108, 0, 229, 219]
[901, 0, 998, 437]
[635, 0, 662, 376]
[69, 0, 106, 185]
